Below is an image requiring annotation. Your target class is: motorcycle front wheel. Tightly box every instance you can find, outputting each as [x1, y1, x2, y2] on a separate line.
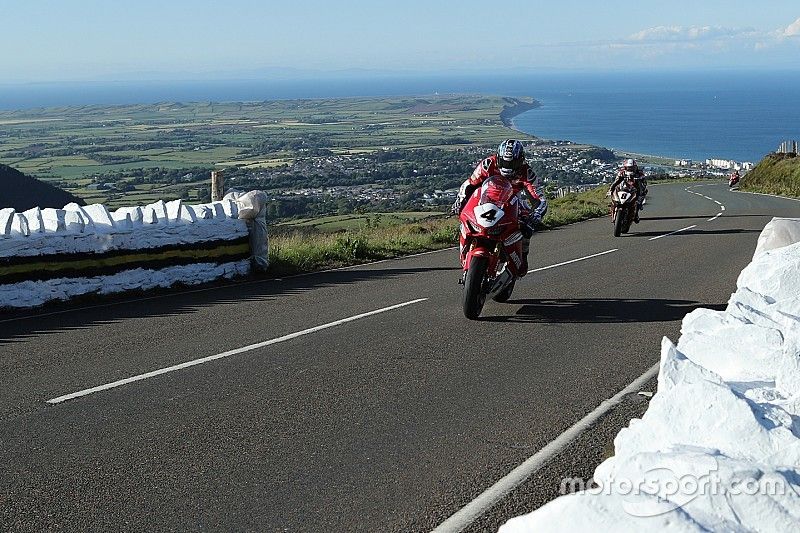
[613, 208, 626, 237]
[463, 255, 488, 319]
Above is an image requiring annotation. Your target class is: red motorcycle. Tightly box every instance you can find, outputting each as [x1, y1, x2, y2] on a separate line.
[610, 176, 639, 237]
[458, 175, 524, 319]
[729, 172, 740, 188]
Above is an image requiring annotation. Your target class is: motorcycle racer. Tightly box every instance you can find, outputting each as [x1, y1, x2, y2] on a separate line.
[452, 139, 547, 275]
[608, 158, 647, 223]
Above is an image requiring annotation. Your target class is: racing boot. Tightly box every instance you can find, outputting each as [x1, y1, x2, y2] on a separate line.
[519, 236, 531, 276]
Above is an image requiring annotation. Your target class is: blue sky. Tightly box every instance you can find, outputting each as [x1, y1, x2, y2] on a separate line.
[1, 0, 799, 82]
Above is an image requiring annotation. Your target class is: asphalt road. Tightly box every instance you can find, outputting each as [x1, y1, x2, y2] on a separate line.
[1, 183, 798, 532]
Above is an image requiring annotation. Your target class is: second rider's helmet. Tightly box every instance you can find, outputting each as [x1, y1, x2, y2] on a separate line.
[496, 139, 525, 177]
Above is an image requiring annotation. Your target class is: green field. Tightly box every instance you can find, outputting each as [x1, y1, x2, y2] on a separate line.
[0, 95, 535, 206]
[275, 211, 446, 233]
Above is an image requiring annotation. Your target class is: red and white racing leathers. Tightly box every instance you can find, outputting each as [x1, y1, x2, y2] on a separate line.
[457, 155, 548, 276]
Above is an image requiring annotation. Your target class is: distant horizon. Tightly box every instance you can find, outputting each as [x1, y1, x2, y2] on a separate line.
[2, 70, 799, 111]
[2, 66, 800, 87]
[1, 70, 797, 163]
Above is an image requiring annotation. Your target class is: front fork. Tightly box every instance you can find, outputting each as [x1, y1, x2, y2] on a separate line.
[459, 240, 505, 292]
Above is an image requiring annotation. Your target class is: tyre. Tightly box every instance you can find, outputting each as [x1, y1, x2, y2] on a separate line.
[463, 255, 488, 319]
[492, 280, 516, 303]
[613, 209, 625, 237]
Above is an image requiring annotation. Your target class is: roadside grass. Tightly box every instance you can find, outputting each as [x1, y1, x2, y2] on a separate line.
[267, 186, 610, 276]
[740, 154, 800, 198]
[539, 187, 609, 228]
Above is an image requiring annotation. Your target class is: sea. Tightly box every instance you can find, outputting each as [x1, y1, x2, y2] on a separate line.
[1, 70, 799, 163]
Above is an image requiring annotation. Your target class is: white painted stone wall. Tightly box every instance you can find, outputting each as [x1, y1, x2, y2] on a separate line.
[500, 218, 800, 532]
[0, 194, 258, 309]
[0, 198, 246, 258]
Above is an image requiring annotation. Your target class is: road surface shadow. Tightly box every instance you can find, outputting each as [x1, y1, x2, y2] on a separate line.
[625, 228, 762, 238]
[0, 265, 458, 345]
[641, 214, 771, 221]
[483, 298, 726, 323]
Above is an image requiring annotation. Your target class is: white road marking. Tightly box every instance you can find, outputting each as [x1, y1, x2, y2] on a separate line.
[46, 298, 428, 404]
[649, 224, 697, 241]
[431, 362, 660, 533]
[527, 249, 618, 274]
[733, 189, 800, 203]
[708, 214, 722, 222]
[721, 205, 726, 211]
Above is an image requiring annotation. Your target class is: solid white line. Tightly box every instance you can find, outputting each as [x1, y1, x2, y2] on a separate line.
[431, 362, 660, 533]
[46, 298, 428, 404]
[527, 249, 618, 274]
[732, 189, 800, 203]
[649, 224, 697, 241]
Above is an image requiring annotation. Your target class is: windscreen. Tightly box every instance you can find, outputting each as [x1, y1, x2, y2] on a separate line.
[479, 176, 514, 206]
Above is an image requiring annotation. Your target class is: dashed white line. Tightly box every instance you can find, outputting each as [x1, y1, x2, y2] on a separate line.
[431, 362, 660, 533]
[527, 249, 618, 274]
[649, 224, 697, 241]
[46, 298, 428, 404]
[685, 186, 726, 225]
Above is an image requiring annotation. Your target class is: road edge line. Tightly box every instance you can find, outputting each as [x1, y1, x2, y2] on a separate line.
[431, 362, 659, 533]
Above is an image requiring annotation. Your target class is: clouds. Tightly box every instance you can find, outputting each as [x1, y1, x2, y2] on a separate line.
[628, 25, 755, 43]
[523, 16, 800, 69]
[780, 17, 800, 37]
[623, 17, 800, 51]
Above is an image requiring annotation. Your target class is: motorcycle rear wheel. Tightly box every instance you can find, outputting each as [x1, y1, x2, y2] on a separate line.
[463, 256, 488, 319]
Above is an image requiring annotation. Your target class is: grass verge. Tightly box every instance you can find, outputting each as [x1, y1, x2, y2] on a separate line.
[267, 186, 610, 277]
[740, 153, 800, 198]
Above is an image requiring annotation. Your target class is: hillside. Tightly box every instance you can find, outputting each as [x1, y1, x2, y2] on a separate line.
[0, 164, 84, 210]
[740, 153, 800, 197]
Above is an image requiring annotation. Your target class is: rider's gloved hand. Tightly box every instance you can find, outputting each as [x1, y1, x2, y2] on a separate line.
[451, 198, 462, 215]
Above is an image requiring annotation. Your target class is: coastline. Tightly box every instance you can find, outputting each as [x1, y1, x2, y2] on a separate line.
[499, 97, 541, 128]
[509, 107, 679, 162]
[508, 102, 762, 164]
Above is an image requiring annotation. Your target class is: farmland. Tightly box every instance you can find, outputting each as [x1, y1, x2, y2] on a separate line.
[0, 96, 538, 206]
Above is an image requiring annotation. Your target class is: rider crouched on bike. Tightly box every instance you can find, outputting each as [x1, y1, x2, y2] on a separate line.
[453, 139, 548, 276]
[608, 158, 648, 223]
